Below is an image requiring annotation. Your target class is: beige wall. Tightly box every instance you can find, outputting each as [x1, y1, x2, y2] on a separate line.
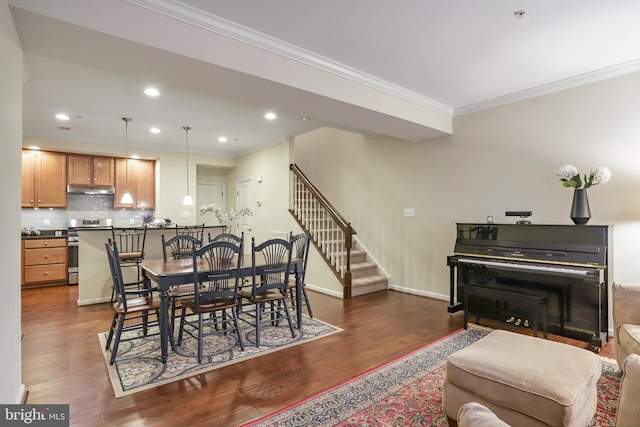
[2, 0, 25, 403]
[295, 70, 640, 307]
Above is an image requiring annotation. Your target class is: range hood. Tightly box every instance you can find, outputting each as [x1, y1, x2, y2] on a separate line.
[66, 185, 115, 195]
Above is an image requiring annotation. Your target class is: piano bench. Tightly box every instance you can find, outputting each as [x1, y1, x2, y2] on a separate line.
[464, 284, 550, 338]
[443, 330, 601, 426]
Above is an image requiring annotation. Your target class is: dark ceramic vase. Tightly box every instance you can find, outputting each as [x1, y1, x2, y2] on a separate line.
[570, 189, 591, 225]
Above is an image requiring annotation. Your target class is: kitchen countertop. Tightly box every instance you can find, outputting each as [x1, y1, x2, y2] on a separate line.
[21, 230, 68, 239]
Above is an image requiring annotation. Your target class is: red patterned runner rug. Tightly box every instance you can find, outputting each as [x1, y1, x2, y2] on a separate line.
[243, 328, 620, 427]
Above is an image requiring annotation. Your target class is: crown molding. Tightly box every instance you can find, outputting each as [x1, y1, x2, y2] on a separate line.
[125, 0, 453, 117]
[454, 59, 640, 116]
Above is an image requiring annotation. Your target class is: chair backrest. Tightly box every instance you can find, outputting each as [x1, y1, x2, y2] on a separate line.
[251, 237, 293, 295]
[192, 240, 242, 311]
[290, 232, 311, 281]
[210, 232, 244, 252]
[162, 234, 201, 261]
[105, 238, 128, 310]
[111, 227, 147, 256]
[175, 224, 205, 242]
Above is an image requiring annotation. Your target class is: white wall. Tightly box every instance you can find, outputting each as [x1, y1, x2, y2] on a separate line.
[294, 70, 640, 303]
[225, 140, 300, 244]
[1, 0, 25, 403]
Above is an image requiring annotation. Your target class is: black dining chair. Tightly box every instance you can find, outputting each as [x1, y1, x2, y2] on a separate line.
[238, 237, 296, 347]
[110, 226, 147, 301]
[287, 232, 313, 317]
[176, 240, 245, 363]
[104, 238, 159, 365]
[175, 223, 205, 242]
[162, 234, 202, 332]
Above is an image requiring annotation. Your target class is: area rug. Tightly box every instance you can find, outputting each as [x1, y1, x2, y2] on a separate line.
[99, 313, 342, 397]
[243, 328, 621, 427]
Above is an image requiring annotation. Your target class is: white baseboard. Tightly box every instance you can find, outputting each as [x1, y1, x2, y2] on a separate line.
[16, 384, 26, 404]
[388, 283, 449, 302]
[77, 297, 110, 306]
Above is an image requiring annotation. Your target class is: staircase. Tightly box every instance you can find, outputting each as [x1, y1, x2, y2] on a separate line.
[289, 164, 388, 299]
[349, 245, 388, 297]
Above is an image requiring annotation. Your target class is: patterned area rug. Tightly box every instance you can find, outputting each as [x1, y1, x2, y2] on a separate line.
[99, 313, 342, 397]
[244, 328, 621, 427]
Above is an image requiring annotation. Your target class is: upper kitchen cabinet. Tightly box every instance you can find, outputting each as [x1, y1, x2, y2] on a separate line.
[67, 154, 115, 186]
[22, 150, 67, 208]
[114, 158, 156, 209]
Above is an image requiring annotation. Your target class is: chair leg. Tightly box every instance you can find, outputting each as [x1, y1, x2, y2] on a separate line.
[232, 308, 245, 351]
[110, 314, 126, 365]
[197, 313, 204, 364]
[106, 312, 118, 349]
[177, 306, 187, 346]
[255, 302, 262, 347]
[301, 287, 313, 318]
[281, 299, 296, 338]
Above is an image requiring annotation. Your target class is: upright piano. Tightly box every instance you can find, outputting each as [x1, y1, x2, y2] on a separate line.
[447, 223, 611, 349]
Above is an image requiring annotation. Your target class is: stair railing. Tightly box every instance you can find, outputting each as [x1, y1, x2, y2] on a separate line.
[289, 163, 356, 299]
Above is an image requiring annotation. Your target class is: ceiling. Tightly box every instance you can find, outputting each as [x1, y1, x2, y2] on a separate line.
[9, 0, 640, 157]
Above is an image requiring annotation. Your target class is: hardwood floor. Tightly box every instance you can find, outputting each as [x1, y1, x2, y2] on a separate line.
[21, 285, 614, 427]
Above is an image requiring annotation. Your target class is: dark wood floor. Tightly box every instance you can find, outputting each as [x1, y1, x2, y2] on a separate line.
[21, 285, 614, 427]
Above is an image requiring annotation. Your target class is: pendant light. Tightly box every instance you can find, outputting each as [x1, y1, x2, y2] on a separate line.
[182, 126, 194, 205]
[120, 117, 133, 204]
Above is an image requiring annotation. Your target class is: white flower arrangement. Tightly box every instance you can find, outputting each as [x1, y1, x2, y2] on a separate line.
[557, 165, 611, 189]
[199, 204, 252, 227]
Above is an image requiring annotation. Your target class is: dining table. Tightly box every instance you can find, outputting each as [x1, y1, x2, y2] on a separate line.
[140, 254, 304, 363]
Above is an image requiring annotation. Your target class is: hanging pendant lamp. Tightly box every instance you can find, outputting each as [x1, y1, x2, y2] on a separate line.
[182, 126, 194, 205]
[120, 117, 133, 205]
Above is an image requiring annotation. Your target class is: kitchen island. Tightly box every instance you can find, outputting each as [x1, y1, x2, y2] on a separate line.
[77, 225, 224, 305]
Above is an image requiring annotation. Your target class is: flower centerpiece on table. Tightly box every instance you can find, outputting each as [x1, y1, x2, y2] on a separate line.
[199, 204, 253, 227]
[556, 165, 611, 189]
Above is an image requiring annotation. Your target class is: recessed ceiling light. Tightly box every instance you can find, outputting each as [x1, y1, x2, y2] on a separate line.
[218, 136, 228, 143]
[144, 87, 160, 97]
[131, 154, 140, 159]
[264, 112, 277, 120]
[150, 127, 161, 134]
[27, 145, 40, 150]
[55, 113, 70, 120]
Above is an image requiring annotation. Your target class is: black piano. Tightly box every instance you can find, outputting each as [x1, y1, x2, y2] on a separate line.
[447, 223, 611, 349]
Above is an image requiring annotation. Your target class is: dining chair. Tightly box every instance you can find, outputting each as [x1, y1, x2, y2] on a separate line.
[162, 234, 202, 331]
[287, 231, 313, 317]
[209, 231, 243, 246]
[238, 237, 296, 347]
[176, 240, 245, 363]
[110, 226, 147, 301]
[175, 223, 205, 242]
[104, 238, 159, 365]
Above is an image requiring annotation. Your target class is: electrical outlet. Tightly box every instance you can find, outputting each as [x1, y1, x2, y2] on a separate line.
[129, 218, 135, 225]
[180, 211, 190, 218]
[43, 219, 50, 226]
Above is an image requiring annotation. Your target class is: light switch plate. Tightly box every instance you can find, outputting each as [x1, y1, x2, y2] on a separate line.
[180, 211, 190, 218]
[43, 219, 50, 226]
[403, 208, 415, 217]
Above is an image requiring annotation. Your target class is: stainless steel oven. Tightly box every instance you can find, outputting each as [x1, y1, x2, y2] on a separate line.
[67, 218, 112, 285]
[68, 231, 79, 285]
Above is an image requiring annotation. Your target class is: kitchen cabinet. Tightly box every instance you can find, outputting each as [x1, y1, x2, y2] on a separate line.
[114, 158, 156, 209]
[22, 238, 68, 287]
[22, 150, 67, 208]
[67, 154, 115, 186]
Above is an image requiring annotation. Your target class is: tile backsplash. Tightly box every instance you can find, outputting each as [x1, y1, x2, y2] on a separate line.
[21, 194, 153, 230]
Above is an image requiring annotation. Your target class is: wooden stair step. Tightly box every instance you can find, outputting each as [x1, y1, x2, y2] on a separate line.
[352, 275, 388, 296]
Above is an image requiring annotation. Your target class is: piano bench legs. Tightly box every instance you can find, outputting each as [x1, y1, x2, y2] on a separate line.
[464, 285, 550, 338]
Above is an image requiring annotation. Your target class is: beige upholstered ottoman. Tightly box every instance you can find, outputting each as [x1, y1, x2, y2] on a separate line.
[442, 330, 601, 427]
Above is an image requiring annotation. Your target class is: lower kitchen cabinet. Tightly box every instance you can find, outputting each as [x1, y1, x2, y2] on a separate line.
[22, 238, 68, 288]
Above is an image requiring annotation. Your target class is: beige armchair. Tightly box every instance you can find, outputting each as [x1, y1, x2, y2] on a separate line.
[612, 283, 640, 370]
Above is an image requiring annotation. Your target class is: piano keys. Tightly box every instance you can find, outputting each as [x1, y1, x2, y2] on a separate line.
[447, 223, 611, 349]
